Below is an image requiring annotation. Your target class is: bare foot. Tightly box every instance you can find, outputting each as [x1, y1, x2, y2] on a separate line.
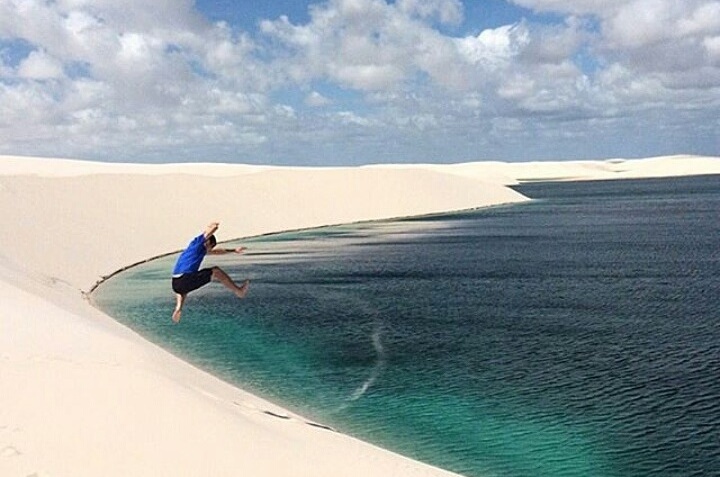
[235, 279, 250, 299]
[172, 308, 182, 323]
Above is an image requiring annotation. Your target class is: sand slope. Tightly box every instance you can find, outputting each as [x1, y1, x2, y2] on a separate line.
[0, 154, 718, 477]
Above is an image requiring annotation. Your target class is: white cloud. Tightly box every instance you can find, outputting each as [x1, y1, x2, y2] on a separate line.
[511, 0, 720, 90]
[497, 75, 536, 100]
[0, 82, 56, 130]
[17, 49, 64, 79]
[677, 2, 720, 37]
[398, 113, 439, 130]
[510, 0, 635, 16]
[0, 0, 280, 160]
[520, 18, 587, 65]
[305, 91, 332, 107]
[336, 110, 376, 127]
[396, 0, 464, 25]
[512, 0, 720, 47]
[336, 63, 406, 90]
[603, 0, 683, 49]
[456, 23, 530, 70]
[260, 0, 468, 91]
[705, 36, 720, 63]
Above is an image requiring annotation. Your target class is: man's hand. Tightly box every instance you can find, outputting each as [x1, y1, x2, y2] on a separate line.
[204, 221, 220, 238]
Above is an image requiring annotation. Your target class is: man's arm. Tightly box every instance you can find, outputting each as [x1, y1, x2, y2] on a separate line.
[204, 222, 220, 238]
[208, 246, 247, 255]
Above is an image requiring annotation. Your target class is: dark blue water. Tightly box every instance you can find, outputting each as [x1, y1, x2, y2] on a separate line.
[93, 175, 720, 477]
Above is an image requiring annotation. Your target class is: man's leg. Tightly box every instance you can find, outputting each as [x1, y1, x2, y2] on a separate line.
[211, 266, 250, 298]
[172, 293, 186, 323]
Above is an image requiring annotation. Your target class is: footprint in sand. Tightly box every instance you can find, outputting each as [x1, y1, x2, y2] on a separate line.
[1, 445, 22, 458]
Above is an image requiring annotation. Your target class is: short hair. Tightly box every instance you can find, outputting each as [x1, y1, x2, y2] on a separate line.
[207, 235, 217, 248]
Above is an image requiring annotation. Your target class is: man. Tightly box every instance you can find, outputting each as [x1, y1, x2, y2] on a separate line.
[171, 221, 250, 323]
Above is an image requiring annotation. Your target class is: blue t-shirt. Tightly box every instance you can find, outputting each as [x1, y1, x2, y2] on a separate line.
[172, 234, 208, 276]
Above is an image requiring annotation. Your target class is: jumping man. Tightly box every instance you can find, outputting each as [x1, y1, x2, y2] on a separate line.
[171, 221, 250, 323]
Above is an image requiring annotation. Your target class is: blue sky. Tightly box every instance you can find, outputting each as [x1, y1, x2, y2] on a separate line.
[1, 0, 718, 165]
[195, 0, 537, 36]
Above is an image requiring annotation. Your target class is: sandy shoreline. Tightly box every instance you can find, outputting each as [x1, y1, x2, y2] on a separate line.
[1, 154, 718, 477]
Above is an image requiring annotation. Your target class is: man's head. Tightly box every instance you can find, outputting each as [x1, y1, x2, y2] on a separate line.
[205, 234, 217, 251]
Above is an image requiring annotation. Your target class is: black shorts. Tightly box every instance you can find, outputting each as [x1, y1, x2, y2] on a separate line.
[172, 269, 213, 295]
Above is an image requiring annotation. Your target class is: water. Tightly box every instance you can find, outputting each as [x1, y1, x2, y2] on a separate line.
[93, 175, 720, 477]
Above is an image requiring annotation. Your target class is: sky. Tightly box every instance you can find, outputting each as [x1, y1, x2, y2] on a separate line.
[0, 0, 718, 165]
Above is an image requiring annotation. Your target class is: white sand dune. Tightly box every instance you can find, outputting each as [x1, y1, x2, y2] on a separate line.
[1, 154, 718, 477]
